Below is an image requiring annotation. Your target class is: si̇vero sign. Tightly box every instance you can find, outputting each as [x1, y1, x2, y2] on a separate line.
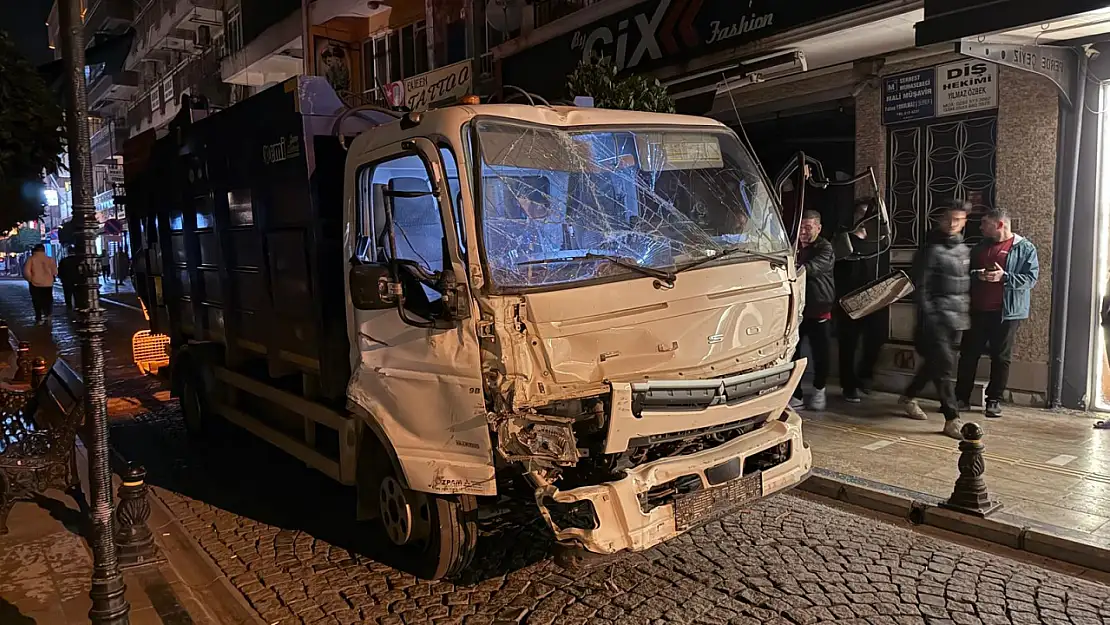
[882, 59, 998, 125]
[384, 61, 472, 112]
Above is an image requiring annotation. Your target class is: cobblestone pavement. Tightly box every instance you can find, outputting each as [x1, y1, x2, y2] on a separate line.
[2, 280, 1110, 625]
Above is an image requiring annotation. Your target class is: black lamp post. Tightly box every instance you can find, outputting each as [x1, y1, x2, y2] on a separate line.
[56, 0, 131, 622]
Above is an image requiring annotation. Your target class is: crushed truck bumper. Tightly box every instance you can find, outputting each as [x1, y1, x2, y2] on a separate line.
[536, 363, 811, 554]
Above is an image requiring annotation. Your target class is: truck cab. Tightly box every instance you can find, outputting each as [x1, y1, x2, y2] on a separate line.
[125, 77, 812, 580]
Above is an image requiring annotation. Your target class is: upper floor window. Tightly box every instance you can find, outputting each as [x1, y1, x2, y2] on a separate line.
[361, 20, 428, 92]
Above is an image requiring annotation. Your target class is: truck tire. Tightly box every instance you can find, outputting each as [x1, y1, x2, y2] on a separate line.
[180, 372, 212, 437]
[367, 448, 478, 580]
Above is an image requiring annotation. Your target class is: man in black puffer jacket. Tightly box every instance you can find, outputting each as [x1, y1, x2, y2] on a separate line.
[790, 210, 836, 411]
[900, 201, 970, 438]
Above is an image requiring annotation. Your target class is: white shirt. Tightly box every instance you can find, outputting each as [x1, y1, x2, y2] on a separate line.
[24, 252, 58, 288]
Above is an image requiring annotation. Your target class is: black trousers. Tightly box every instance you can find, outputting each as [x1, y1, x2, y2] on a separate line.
[793, 317, 831, 397]
[838, 309, 886, 393]
[29, 285, 54, 321]
[62, 283, 75, 309]
[905, 323, 960, 420]
[956, 311, 1020, 403]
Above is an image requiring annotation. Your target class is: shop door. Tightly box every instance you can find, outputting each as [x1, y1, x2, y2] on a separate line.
[883, 112, 998, 363]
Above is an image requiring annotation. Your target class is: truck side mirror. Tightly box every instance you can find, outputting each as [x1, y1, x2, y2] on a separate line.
[350, 263, 397, 310]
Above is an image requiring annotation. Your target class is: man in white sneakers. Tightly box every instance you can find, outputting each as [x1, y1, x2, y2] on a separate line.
[790, 211, 836, 411]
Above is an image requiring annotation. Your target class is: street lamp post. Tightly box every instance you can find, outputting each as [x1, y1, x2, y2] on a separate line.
[57, 0, 131, 623]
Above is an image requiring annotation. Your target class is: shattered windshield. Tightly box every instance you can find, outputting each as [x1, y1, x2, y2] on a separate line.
[476, 119, 789, 289]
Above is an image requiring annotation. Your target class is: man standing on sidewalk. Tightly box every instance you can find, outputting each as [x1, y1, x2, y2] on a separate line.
[956, 208, 1040, 418]
[790, 210, 836, 411]
[23, 244, 58, 325]
[58, 247, 80, 310]
[900, 202, 970, 439]
[837, 197, 888, 402]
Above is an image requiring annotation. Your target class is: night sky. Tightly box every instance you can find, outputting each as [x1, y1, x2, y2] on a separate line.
[1, 0, 54, 66]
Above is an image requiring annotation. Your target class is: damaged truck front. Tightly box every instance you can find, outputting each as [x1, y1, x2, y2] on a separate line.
[345, 103, 812, 575]
[127, 77, 811, 583]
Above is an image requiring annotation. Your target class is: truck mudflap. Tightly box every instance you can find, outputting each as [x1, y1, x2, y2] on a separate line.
[532, 408, 811, 555]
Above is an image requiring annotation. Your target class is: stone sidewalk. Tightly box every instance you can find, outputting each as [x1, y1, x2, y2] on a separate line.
[0, 453, 239, 625]
[798, 391, 1110, 544]
[1, 278, 259, 624]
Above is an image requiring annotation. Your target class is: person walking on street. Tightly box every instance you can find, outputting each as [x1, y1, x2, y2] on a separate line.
[836, 197, 889, 402]
[23, 244, 58, 325]
[956, 208, 1040, 418]
[100, 252, 110, 281]
[900, 202, 970, 439]
[58, 247, 80, 310]
[790, 210, 836, 411]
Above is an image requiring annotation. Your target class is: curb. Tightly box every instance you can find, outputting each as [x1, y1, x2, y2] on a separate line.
[799, 468, 1110, 574]
[145, 484, 269, 625]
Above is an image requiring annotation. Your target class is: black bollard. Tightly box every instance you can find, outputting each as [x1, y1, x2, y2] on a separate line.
[942, 423, 1002, 517]
[13, 342, 31, 383]
[31, 357, 48, 388]
[114, 463, 160, 568]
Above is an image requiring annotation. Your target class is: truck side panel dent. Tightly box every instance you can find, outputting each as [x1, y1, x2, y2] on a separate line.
[342, 135, 497, 499]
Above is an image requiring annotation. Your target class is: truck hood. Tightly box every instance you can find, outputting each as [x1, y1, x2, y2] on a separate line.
[506, 260, 796, 401]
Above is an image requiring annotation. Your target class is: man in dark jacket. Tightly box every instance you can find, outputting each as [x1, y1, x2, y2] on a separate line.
[790, 210, 836, 411]
[836, 198, 888, 402]
[955, 208, 1039, 418]
[58, 247, 81, 310]
[901, 202, 970, 438]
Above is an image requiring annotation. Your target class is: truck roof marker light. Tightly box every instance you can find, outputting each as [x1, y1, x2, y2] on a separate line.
[459, 95, 481, 105]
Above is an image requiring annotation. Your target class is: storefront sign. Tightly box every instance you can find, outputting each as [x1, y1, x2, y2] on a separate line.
[882, 61, 998, 125]
[935, 59, 998, 117]
[882, 68, 935, 125]
[958, 40, 1076, 106]
[500, 0, 886, 98]
[384, 61, 472, 111]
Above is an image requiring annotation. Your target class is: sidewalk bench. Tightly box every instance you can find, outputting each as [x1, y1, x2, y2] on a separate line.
[0, 357, 84, 533]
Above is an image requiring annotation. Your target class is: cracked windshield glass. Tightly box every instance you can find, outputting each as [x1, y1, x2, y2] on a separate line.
[476, 120, 790, 289]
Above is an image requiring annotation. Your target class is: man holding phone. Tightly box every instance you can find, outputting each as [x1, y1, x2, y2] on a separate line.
[956, 208, 1040, 418]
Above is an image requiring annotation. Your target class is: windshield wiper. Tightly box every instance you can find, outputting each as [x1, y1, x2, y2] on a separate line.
[675, 246, 788, 275]
[517, 253, 677, 284]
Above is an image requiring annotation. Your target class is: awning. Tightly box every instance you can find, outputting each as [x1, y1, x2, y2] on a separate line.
[915, 0, 1110, 46]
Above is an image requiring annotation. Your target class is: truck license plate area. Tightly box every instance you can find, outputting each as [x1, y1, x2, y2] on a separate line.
[673, 472, 763, 532]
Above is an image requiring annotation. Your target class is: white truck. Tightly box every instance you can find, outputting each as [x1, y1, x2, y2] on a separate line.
[124, 77, 817, 580]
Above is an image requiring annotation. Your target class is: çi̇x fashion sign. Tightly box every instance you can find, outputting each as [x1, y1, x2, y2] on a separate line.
[882, 60, 998, 125]
[499, 0, 886, 97]
[568, 0, 774, 73]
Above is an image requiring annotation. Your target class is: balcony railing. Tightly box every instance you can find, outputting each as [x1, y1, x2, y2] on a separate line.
[84, 0, 134, 35]
[129, 0, 224, 69]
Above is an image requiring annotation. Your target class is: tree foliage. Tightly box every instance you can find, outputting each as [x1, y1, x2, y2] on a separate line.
[566, 58, 676, 113]
[0, 30, 66, 230]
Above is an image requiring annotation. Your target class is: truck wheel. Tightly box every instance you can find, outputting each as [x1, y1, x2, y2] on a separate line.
[180, 374, 211, 436]
[369, 452, 477, 580]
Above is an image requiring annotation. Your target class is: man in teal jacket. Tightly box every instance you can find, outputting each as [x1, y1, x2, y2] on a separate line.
[956, 208, 1040, 418]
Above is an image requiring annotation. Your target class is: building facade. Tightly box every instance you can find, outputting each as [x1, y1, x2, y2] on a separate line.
[488, 0, 1107, 408]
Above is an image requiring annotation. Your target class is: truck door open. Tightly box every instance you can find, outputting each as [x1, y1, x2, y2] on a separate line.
[343, 138, 496, 498]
